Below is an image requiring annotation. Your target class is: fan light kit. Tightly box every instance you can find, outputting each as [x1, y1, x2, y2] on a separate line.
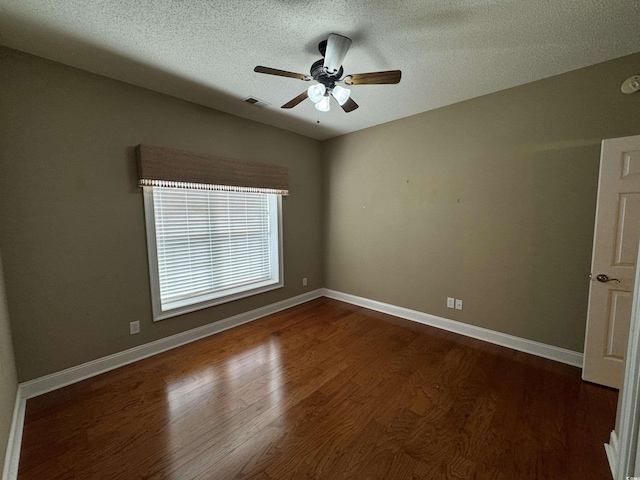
[307, 83, 350, 111]
[254, 33, 402, 114]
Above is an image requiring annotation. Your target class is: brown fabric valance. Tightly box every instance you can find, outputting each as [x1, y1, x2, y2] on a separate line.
[137, 144, 289, 195]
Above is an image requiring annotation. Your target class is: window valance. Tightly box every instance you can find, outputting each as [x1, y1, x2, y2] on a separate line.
[136, 144, 289, 195]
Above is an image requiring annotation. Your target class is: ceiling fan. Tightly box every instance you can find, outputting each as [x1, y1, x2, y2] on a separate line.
[254, 33, 402, 113]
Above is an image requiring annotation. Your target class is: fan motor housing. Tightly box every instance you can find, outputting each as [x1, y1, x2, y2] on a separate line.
[310, 59, 343, 89]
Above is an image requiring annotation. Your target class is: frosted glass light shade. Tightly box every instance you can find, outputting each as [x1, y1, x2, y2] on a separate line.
[331, 85, 351, 106]
[307, 84, 326, 103]
[315, 95, 331, 112]
[324, 34, 352, 74]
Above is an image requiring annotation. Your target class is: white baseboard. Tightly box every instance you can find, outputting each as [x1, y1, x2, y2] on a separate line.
[15, 288, 583, 400]
[2, 386, 26, 480]
[323, 289, 584, 367]
[19, 289, 323, 400]
[605, 430, 618, 480]
[4, 287, 583, 480]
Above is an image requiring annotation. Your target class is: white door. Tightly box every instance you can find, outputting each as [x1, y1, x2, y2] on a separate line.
[583, 134, 640, 389]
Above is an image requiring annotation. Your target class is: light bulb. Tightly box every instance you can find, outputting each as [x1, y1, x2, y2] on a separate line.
[315, 95, 331, 112]
[331, 85, 351, 106]
[307, 84, 326, 103]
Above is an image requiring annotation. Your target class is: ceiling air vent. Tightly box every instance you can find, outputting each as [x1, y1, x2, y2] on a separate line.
[244, 96, 270, 107]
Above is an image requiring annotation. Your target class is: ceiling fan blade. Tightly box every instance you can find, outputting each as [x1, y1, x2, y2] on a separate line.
[254, 66, 309, 81]
[345, 70, 402, 85]
[281, 91, 308, 109]
[323, 34, 352, 74]
[340, 97, 359, 113]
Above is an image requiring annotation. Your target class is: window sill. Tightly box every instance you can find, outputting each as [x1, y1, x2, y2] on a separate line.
[153, 280, 284, 321]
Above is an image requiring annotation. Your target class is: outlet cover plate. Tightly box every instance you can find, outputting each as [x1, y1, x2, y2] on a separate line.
[130, 321, 140, 335]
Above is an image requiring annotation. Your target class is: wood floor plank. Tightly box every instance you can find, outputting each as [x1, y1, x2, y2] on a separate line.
[17, 298, 617, 479]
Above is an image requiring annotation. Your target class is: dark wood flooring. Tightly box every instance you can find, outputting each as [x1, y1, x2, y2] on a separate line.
[18, 298, 617, 479]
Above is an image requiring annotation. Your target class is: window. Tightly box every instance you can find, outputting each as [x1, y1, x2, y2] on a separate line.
[137, 144, 288, 321]
[143, 186, 283, 320]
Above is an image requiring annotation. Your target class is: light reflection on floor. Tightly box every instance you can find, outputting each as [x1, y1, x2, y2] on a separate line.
[165, 336, 285, 478]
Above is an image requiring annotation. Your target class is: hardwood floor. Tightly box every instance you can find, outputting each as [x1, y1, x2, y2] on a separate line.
[18, 298, 617, 479]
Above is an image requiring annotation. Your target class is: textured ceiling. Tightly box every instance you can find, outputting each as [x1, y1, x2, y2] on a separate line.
[1, 0, 639, 140]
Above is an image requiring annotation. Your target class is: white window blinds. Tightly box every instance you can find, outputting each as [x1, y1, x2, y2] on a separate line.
[147, 187, 281, 317]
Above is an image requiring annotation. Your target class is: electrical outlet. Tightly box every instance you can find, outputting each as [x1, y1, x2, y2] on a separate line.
[447, 297, 455, 308]
[130, 321, 140, 335]
[455, 299, 463, 310]
[303, 277, 308, 286]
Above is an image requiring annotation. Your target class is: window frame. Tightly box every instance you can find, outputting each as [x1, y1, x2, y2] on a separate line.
[143, 186, 284, 321]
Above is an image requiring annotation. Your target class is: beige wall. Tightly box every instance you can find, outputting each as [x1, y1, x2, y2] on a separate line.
[323, 53, 640, 352]
[0, 250, 18, 475]
[2, 43, 640, 383]
[0, 47, 323, 381]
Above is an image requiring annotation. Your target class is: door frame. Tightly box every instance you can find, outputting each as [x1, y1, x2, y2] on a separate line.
[608, 228, 640, 479]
